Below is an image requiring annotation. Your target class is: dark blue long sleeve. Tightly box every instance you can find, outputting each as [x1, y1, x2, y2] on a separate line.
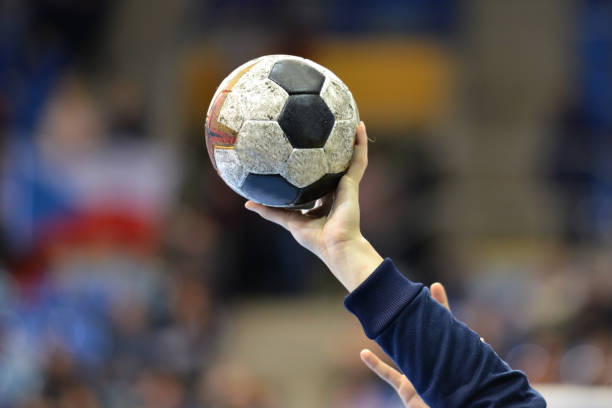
[345, 258, 546, 408]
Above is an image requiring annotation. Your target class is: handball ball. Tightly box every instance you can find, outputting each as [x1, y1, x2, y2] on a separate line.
[205, 55, 359, 208]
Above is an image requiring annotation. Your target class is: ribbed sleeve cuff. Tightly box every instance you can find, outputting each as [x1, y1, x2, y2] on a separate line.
[344, 258, 424, 339]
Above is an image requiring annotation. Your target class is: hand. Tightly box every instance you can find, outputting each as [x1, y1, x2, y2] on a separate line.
[245, 122, 383, 291]
[360, 283, 450, 408]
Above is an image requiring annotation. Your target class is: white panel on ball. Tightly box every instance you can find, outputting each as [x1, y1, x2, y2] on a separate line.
[324, 120, 356, 174]
[235, 121, 292, 174]
[320, 79, 358, 122]
[216, 90, 245, 133]
[233, 77, 287, 121]
[218, 80, 287, 133]
[213, 148, 248, 189]
[281, 148, 328, 188]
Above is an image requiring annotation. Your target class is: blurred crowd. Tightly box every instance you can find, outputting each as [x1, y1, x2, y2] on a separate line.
[0, 0, 611, 407]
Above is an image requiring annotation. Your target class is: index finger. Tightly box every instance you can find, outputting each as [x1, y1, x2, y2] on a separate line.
[360, 349, 404, 390]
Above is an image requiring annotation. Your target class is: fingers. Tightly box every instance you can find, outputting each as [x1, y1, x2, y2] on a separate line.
[360, 349, 405, 391]
[362, 350, 426, 408]
[344, 122, 368, 185]
[333, 122, 368, 210]
[430, 282, 450, 311]
[245, 201, 304, 230]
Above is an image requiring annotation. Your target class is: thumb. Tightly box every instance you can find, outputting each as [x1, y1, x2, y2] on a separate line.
[344, 122, 368, 185]
[430, 282, 450, 311]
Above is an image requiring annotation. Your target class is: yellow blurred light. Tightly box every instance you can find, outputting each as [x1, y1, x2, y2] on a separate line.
[314, 37, 454, 130]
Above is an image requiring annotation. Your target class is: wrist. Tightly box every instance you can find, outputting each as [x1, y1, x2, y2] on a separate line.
[323, 236, 383, 292]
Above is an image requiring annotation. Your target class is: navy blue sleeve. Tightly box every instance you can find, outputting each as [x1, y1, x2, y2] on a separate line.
[345, 258, 546, 408]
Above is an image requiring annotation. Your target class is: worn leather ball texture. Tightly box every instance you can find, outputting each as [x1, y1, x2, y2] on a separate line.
[205, 55, 359, 208]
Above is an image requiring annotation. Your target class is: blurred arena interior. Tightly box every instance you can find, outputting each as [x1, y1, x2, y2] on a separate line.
[1, 0, 612, 407]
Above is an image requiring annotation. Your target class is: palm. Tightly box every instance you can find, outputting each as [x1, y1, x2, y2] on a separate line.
[324, 181, 359, 238]
[285, 182, 359, 264]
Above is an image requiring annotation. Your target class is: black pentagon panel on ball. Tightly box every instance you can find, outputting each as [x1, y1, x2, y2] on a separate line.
[278, 94, 335, 148]
[269, 60, 326, 94]
[294, 172, 345, 206]
[241, 173, 300, 206]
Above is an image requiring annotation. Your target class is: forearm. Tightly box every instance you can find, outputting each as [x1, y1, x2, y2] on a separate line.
[322, 235, 383, 292]
[345, 259, 546, 408]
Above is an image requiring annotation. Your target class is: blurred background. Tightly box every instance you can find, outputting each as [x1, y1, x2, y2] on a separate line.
[1, 0, 611, 406]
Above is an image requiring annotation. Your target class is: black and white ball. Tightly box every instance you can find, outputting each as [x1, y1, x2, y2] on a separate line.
[205, 55, 359, 208]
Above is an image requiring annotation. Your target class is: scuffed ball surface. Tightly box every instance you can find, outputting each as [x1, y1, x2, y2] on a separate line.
[205, 55, 359, 207]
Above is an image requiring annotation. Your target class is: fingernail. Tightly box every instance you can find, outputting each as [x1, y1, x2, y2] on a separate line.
[360, 350, 374, 364]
